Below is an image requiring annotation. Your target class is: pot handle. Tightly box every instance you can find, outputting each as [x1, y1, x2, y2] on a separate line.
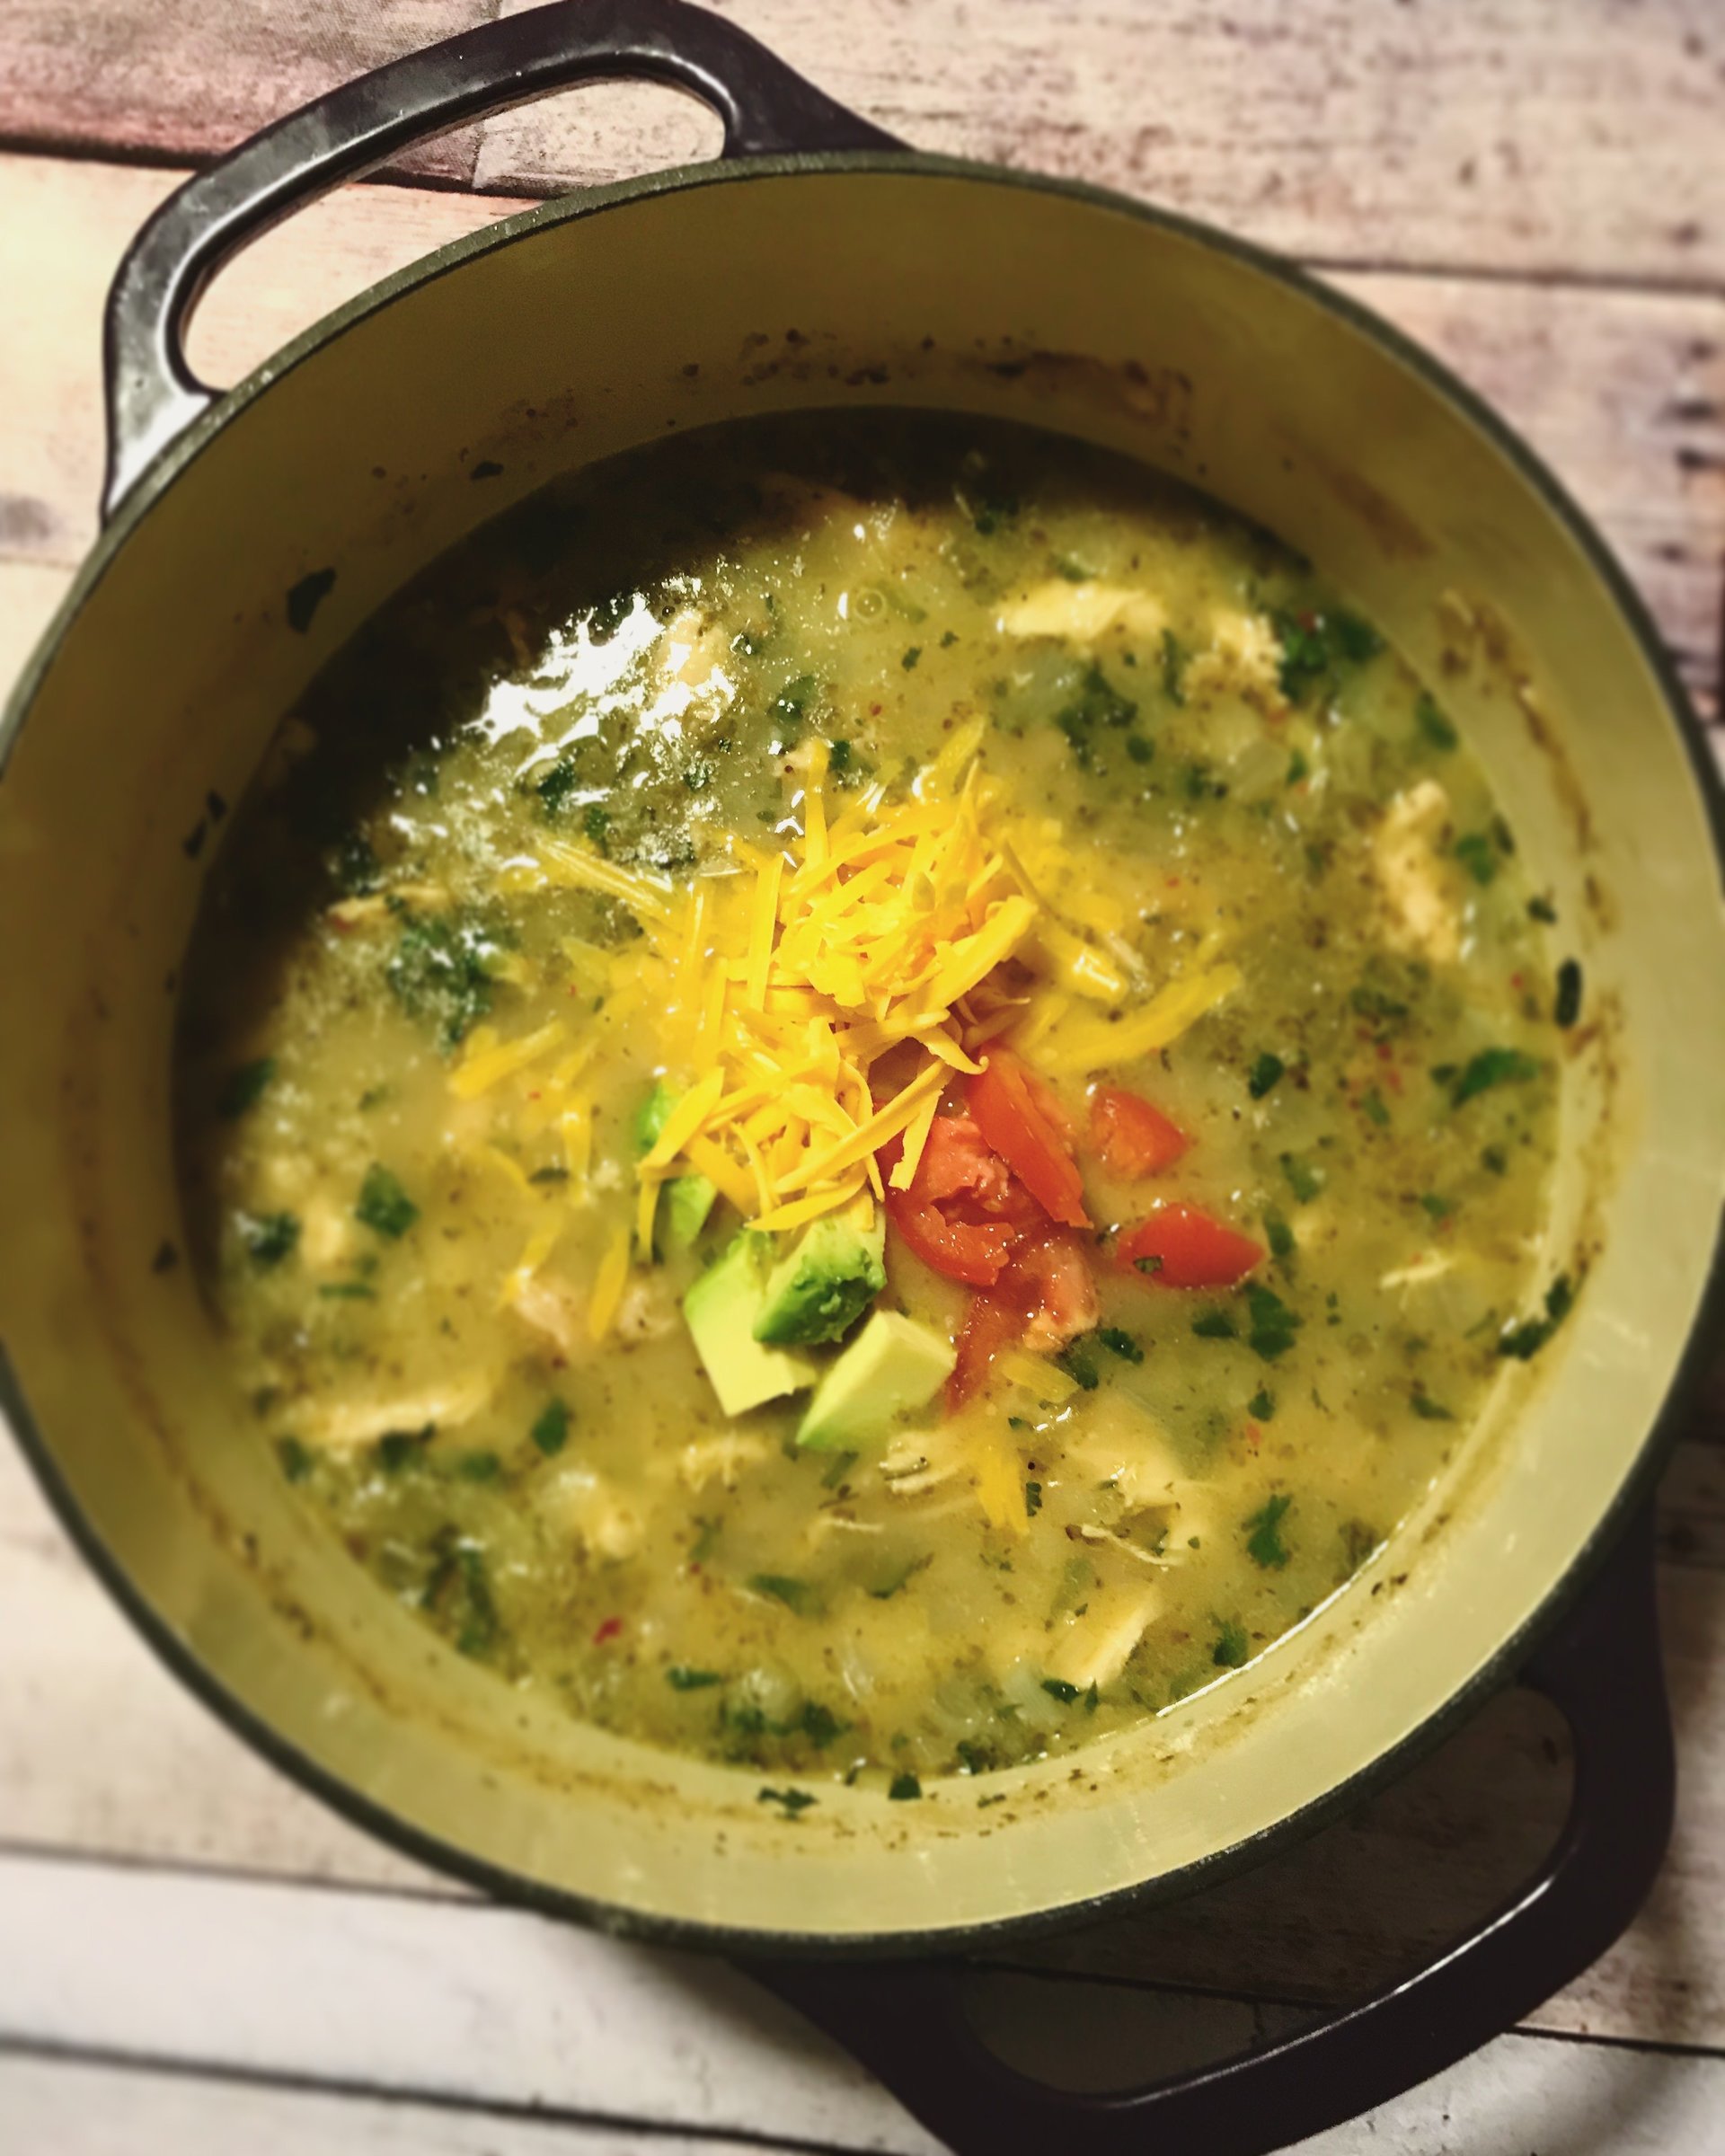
[101, 0, 901, 519]
[743, 1505, 1673, 2156]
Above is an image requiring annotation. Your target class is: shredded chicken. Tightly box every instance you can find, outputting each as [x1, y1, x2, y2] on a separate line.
[1372, 779, 1461, 965]
[301, 1369, 495, 1451]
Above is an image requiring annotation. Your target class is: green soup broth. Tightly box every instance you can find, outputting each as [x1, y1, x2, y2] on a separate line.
[176, 412, 1569, 1794]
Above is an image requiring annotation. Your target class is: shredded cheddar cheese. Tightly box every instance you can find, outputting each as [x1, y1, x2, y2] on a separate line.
[486, 738, 1234, 1250]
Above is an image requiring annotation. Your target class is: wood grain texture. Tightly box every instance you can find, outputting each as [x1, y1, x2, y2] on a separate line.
[4, 1858, 1725, 2155]
[2, 154, 1721, 721]
[0, 0, 491, 185]
[4, 2, 1722, 285]
[476, 0, 1725, 287]
[0, 2054, 793, 2156]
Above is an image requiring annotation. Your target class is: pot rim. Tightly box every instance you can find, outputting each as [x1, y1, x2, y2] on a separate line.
[4, 145, 1723, 1957]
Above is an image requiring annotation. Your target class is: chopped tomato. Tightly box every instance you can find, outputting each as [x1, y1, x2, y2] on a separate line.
[1116, 1202, 1264, 1289]
[889, 1194, 1015, 1286]
[1090, 1086, 1190, 1178]
[883, 1110, 1029, 1287]
[968, 1054, 1090, 1230]
[946, 1226, 1097, 1407]
[915, 1113, 1016, 1207]
[948, 1277, 1035, 1407]
[1013, 1226, 1099, 1352]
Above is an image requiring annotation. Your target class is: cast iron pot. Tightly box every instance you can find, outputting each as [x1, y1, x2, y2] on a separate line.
[3, 5, 1721, 2151]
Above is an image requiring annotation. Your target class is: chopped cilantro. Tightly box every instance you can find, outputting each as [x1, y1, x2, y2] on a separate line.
[355, 1163, 418, 1239]
[530, 1398, 570, 1456]
[423, 1541, 498, 1659]
[1499, 1274, 1576, 1361]
[1481, 1144, 1508, 1176]
[240, 1211, 299, 1268]
[818, 1447, 858, 1490]
[1455, 831, 1499, 886]
[376, 1427, 431, 1473]
[1451, 1047, 1540, 1106]
[1360, 1086, 1391, 1128]
[889, 1772, 924, 1800]
[940, 630, 959, 648]
[1274, 608, 1379, 702]
[1248, 1052, 1286, 1100]
[1160, 629, 1188, 706]
[1126, 733, 1155, 764]
[750, 1573, 817, 1614]
[1286, 747, 1309, 784]
[535, 758, 579, 815]
[901, 645, 922, 670]
[217, 1056, 275, 1119]
[1410, 1392, 1455, 1421]
[1263, 1208, 1296, 1262]
[1245, 1492, 1293, 1569]
[797, 1701, 845, 1748]
[1528, 894, 1558, 923]
[582, 802, 610, 847]
[1247, 1386, 1276, 1421]
[1054, 661, 1137, 765]
[1057, 1339, 1101, 1391]
[827, 737, 853, 773]
[1414, 692, 1459, 752]
[1024, 1479, 1043, 1517]
[1554, 959, 1583, 1029]
[667, 1666, 723, 1691]
[1212, 1617, 1250, 1668]
[1420, 1193, 1455, 1221]
[386, 912, 496, 1048]
[275, 1436, 312, 1483]
[456, 1450, 501, 1482]
[771, 673, 818, 748]
[1192, 1307, 1238, 1340]
[1246, 1284, 1302, 1362]
[1280, 1153, 1325, 1204]
[1098, 1326, 1143, 1365]
[1041, 1677, 1081, 1704]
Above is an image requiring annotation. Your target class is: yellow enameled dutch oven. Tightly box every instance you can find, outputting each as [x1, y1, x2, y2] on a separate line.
[2, 6, 1721, 2149]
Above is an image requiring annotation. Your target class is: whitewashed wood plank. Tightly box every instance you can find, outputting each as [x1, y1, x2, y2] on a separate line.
[475, 0, 1725, 286]
[0, 558, 76, 703]
[0, 2052, 779, 2156]
[0, 153, 518, 571]
[0, 1852, 942, 2156]
[0, 0, 488, 186]
[3, 1863, 1725, 2156]
[11, 0, 1712, 285]
[2, 155, 1719, 721]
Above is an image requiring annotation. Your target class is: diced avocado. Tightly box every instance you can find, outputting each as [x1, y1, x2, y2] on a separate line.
[633, 1080, 679, 1154]
[635, 1079, 718, 1250]
[754, 1211, 887, 1348]
[796, 1312, 956, 1452]
[684, 1233, 818, 1417]
[662, 1170, 717, 1248]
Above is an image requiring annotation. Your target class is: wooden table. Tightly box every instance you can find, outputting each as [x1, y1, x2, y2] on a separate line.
[2, 4, 1722, 2149]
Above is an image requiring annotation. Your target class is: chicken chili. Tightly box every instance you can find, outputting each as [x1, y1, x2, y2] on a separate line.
[176, 412, 1572, 1796]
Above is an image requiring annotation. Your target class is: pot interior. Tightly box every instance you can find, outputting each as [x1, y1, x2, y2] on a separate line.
[2, 160, 1721, 1946]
